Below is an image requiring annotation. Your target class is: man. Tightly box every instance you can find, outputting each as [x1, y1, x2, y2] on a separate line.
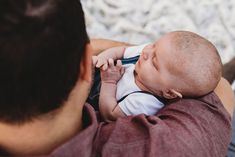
[0, 0, 234, 156]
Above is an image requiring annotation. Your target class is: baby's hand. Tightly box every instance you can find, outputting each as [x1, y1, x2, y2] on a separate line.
[92, 55, 109, 69]
[92, 48, 115, 69]
[92, 46, 124, 69]
[100, 59, 125, 84]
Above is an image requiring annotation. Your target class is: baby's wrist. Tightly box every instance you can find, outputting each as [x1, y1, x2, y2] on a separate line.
[101, 81, 118, 86]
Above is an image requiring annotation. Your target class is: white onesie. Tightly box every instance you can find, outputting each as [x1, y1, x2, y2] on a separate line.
[116, 44, 165, 116]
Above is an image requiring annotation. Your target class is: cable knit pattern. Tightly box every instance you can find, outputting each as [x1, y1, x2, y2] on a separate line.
[81, 0, 235, 64]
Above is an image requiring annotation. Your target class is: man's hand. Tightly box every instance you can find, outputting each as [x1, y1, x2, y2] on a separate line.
[100, 59, 124, 84]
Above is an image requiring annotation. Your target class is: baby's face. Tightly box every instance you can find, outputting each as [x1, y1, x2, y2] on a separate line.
[134, 34, 178, 96]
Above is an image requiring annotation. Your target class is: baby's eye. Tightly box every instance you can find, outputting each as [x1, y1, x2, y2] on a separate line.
[152, 57, 158, 70]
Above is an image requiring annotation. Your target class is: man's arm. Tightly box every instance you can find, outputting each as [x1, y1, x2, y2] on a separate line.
[214, 78, 234, 117]
[90, 39, 132, 55]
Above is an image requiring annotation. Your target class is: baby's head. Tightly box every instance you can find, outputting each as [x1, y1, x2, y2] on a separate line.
[166, 31, 222, 98]
[135, 31, 222, 99]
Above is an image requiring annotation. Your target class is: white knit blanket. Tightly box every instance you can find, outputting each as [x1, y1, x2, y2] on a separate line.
[81, 0, 235, 64]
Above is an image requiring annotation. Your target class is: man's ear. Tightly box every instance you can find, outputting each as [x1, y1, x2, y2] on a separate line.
[79, 43, 93, 82]
[162, 89, 183, 99]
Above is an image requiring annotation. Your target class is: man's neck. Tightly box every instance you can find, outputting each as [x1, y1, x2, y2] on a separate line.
[0, 78, 90, 156]
[0, 101, 83, 156]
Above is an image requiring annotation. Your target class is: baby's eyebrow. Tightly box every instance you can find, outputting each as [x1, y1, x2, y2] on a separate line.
[152, 52, 159, 69]
[153, 50, 158, 60]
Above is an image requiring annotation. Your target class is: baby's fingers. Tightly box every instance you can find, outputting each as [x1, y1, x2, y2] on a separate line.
[96, 60, 104, 68]
[116, 60, 122, 67]
[116, 60, 125, 75]
[92, 56, 98, 66]
[108, 58, 114, 68]
[120, 67, 125, 75]
[102, 63, 108, 71]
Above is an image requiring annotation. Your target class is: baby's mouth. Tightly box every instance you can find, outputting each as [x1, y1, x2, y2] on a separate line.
[134, 61, 140, 72]
[134, 69, 137, 76]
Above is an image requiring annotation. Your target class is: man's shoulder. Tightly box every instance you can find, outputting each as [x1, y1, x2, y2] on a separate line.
[161, 92, 229, 118]
[157, 92, 231, 130]
[41, 93, 232, 157]
[41, 104, 99, 157]
[93, 92, 232, 157]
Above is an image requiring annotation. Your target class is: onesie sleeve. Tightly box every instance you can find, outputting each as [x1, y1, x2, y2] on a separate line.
[118, 93, 164, 116]
[124, 43, 149, 58]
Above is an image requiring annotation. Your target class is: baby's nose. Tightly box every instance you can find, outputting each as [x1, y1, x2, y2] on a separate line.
[142, 49, 154, 60]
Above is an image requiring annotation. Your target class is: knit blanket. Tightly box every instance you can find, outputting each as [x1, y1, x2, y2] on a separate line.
[82, 0, 235, 64]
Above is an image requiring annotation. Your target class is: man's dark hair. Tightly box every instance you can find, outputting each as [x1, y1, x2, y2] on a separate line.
[0, 0, 89, 123]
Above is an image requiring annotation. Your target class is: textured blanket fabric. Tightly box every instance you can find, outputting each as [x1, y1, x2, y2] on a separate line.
[81, 0, 235, 64]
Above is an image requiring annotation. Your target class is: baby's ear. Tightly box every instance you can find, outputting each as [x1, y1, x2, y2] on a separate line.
[162, 89, 182, 99]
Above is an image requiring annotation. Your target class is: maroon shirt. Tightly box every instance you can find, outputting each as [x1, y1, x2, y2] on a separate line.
[2, 92, 232, 157]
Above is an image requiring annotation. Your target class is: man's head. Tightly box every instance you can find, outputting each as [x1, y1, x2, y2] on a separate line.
[135, 31, 222, 99]
[0, 0, 89, 123]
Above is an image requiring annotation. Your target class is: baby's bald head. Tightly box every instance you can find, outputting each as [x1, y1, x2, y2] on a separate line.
[166, 31, 222, 97]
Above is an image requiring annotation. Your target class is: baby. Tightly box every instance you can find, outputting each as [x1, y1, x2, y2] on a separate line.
[92, 31, 222, 122]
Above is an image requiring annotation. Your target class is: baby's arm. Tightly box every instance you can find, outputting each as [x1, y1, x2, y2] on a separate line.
[99, 59, 126, 122]
[93, 46, 126, 70]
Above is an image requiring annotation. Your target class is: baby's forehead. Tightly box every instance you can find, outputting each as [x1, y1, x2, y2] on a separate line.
[153, 34, 178, 49]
